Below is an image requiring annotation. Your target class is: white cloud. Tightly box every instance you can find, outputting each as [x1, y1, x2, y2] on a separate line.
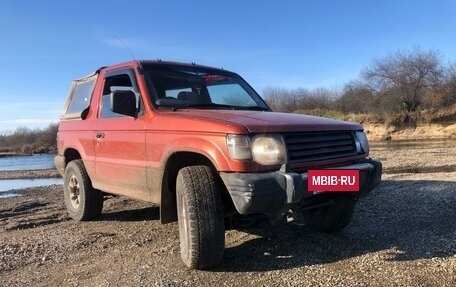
[0, 119, 55, 124]
[0, 102, 61, 110]
[0, 118, 57, 133]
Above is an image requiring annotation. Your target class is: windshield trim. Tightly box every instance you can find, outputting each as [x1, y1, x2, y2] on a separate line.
[169, 103, 270, 112]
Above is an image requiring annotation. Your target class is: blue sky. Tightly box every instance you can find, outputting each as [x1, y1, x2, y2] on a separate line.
[0, 0, 455, 132]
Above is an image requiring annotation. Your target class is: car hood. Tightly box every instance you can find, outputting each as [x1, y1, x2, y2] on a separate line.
[171, 109, 362, 133]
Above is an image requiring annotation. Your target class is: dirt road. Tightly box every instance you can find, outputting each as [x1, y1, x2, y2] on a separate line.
[1, 146, 455, 287]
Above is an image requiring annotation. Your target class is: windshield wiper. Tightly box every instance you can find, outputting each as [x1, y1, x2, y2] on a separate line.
[237, 106, 270, 111]
[172, 103, 237, 111]
[172, 103, 270, 112]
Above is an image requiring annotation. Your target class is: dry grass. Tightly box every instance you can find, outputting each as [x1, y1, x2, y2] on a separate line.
[294, 104, 456, 141]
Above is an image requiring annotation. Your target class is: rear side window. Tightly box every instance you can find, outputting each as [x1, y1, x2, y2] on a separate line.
[62, 74, 97, 119]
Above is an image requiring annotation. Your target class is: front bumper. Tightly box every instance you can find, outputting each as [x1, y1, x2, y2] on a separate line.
[220, 159, 382, 216]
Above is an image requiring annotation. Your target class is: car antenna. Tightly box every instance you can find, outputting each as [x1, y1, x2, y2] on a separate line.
[113, 35, 136, 61]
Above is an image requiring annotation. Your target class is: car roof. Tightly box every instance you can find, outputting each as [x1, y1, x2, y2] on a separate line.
[139, 60, 227, 71]
[99, 60, 234, 74]
[80, 60, 236, 81]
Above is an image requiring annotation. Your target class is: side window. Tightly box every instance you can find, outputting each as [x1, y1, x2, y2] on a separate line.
[63, 75, 96, 119]
[100, 73, 140, 118]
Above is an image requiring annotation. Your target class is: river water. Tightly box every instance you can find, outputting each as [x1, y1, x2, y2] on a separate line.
[0, 154, 56, 171]
[0, 154, 63, 196]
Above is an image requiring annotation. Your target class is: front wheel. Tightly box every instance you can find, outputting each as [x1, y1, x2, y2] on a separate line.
[302, 194, 356, 233]
[63, 160, 103, 221]
[176, 165, 225, 269]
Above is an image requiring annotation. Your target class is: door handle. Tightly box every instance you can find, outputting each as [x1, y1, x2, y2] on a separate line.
[96, 133, 105, 139]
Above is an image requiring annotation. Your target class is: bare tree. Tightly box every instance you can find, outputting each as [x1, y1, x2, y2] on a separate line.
[337, 81, 374, 113]
[311, 87, 339, 109]
[0, 123, 58, 154]
[263, 86, 298, 112]
[263, 86, 339, 112]
[442, 62, 456, 106]
[362, 48, 444, 112]
[263, 48, 454, 118]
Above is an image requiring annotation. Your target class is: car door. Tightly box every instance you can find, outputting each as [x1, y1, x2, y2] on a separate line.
[93, 68, 148, 199]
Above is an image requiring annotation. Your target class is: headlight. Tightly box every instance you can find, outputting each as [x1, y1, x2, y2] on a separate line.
[251, 134, 286, 165]
[226, 134, 287, 165]
[355, 131, 370, 155]
[226, 134, 252, 160]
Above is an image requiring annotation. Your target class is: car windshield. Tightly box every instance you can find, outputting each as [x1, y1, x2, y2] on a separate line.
[143, 64, 270, 111]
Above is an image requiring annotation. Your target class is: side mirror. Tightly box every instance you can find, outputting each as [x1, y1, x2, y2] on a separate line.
[110, 90, 137, 117]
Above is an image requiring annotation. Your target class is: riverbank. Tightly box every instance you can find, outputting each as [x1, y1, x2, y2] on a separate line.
[364, 122, 456, 141]
[0, 168, 61, 180]
[0, 152, 24, 158]
[1, 145, 455, 286]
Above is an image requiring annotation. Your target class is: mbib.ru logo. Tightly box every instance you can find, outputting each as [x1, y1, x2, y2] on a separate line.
[308, 170, 360, 192]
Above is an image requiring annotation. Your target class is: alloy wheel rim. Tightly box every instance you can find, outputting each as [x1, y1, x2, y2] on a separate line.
[68, 174, 81, 210]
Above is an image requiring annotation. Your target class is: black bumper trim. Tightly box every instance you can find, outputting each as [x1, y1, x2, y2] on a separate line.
[220, 159, 382, 216]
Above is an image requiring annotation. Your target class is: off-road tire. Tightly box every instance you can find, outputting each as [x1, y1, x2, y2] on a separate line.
[303, 194, 356, 233]
[64, 160, 103, 221]
[176, 165, 225, 269]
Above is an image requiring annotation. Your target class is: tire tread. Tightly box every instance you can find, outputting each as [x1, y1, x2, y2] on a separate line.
[177, 165, 224, 269]
[64, 160, 103, 221]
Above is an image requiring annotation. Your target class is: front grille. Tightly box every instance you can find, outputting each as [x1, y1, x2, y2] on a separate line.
[284, 131, 358, 163]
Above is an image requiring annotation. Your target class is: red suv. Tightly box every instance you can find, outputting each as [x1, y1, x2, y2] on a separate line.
[55, 60, 382, 269]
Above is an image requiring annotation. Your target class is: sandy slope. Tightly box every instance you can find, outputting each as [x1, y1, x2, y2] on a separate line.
[364, 123, 456, 141]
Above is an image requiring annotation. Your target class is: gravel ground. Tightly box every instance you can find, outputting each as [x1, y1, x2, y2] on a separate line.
[0, 146, 455, 287]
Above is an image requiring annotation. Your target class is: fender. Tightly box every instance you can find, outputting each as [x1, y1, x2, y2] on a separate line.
[154, 136, 234, 224]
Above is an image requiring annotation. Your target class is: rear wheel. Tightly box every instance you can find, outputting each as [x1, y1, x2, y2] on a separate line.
[176, 165, 225, 269]
[63, 160, 103, 221]
[302, 194, 356, 233]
